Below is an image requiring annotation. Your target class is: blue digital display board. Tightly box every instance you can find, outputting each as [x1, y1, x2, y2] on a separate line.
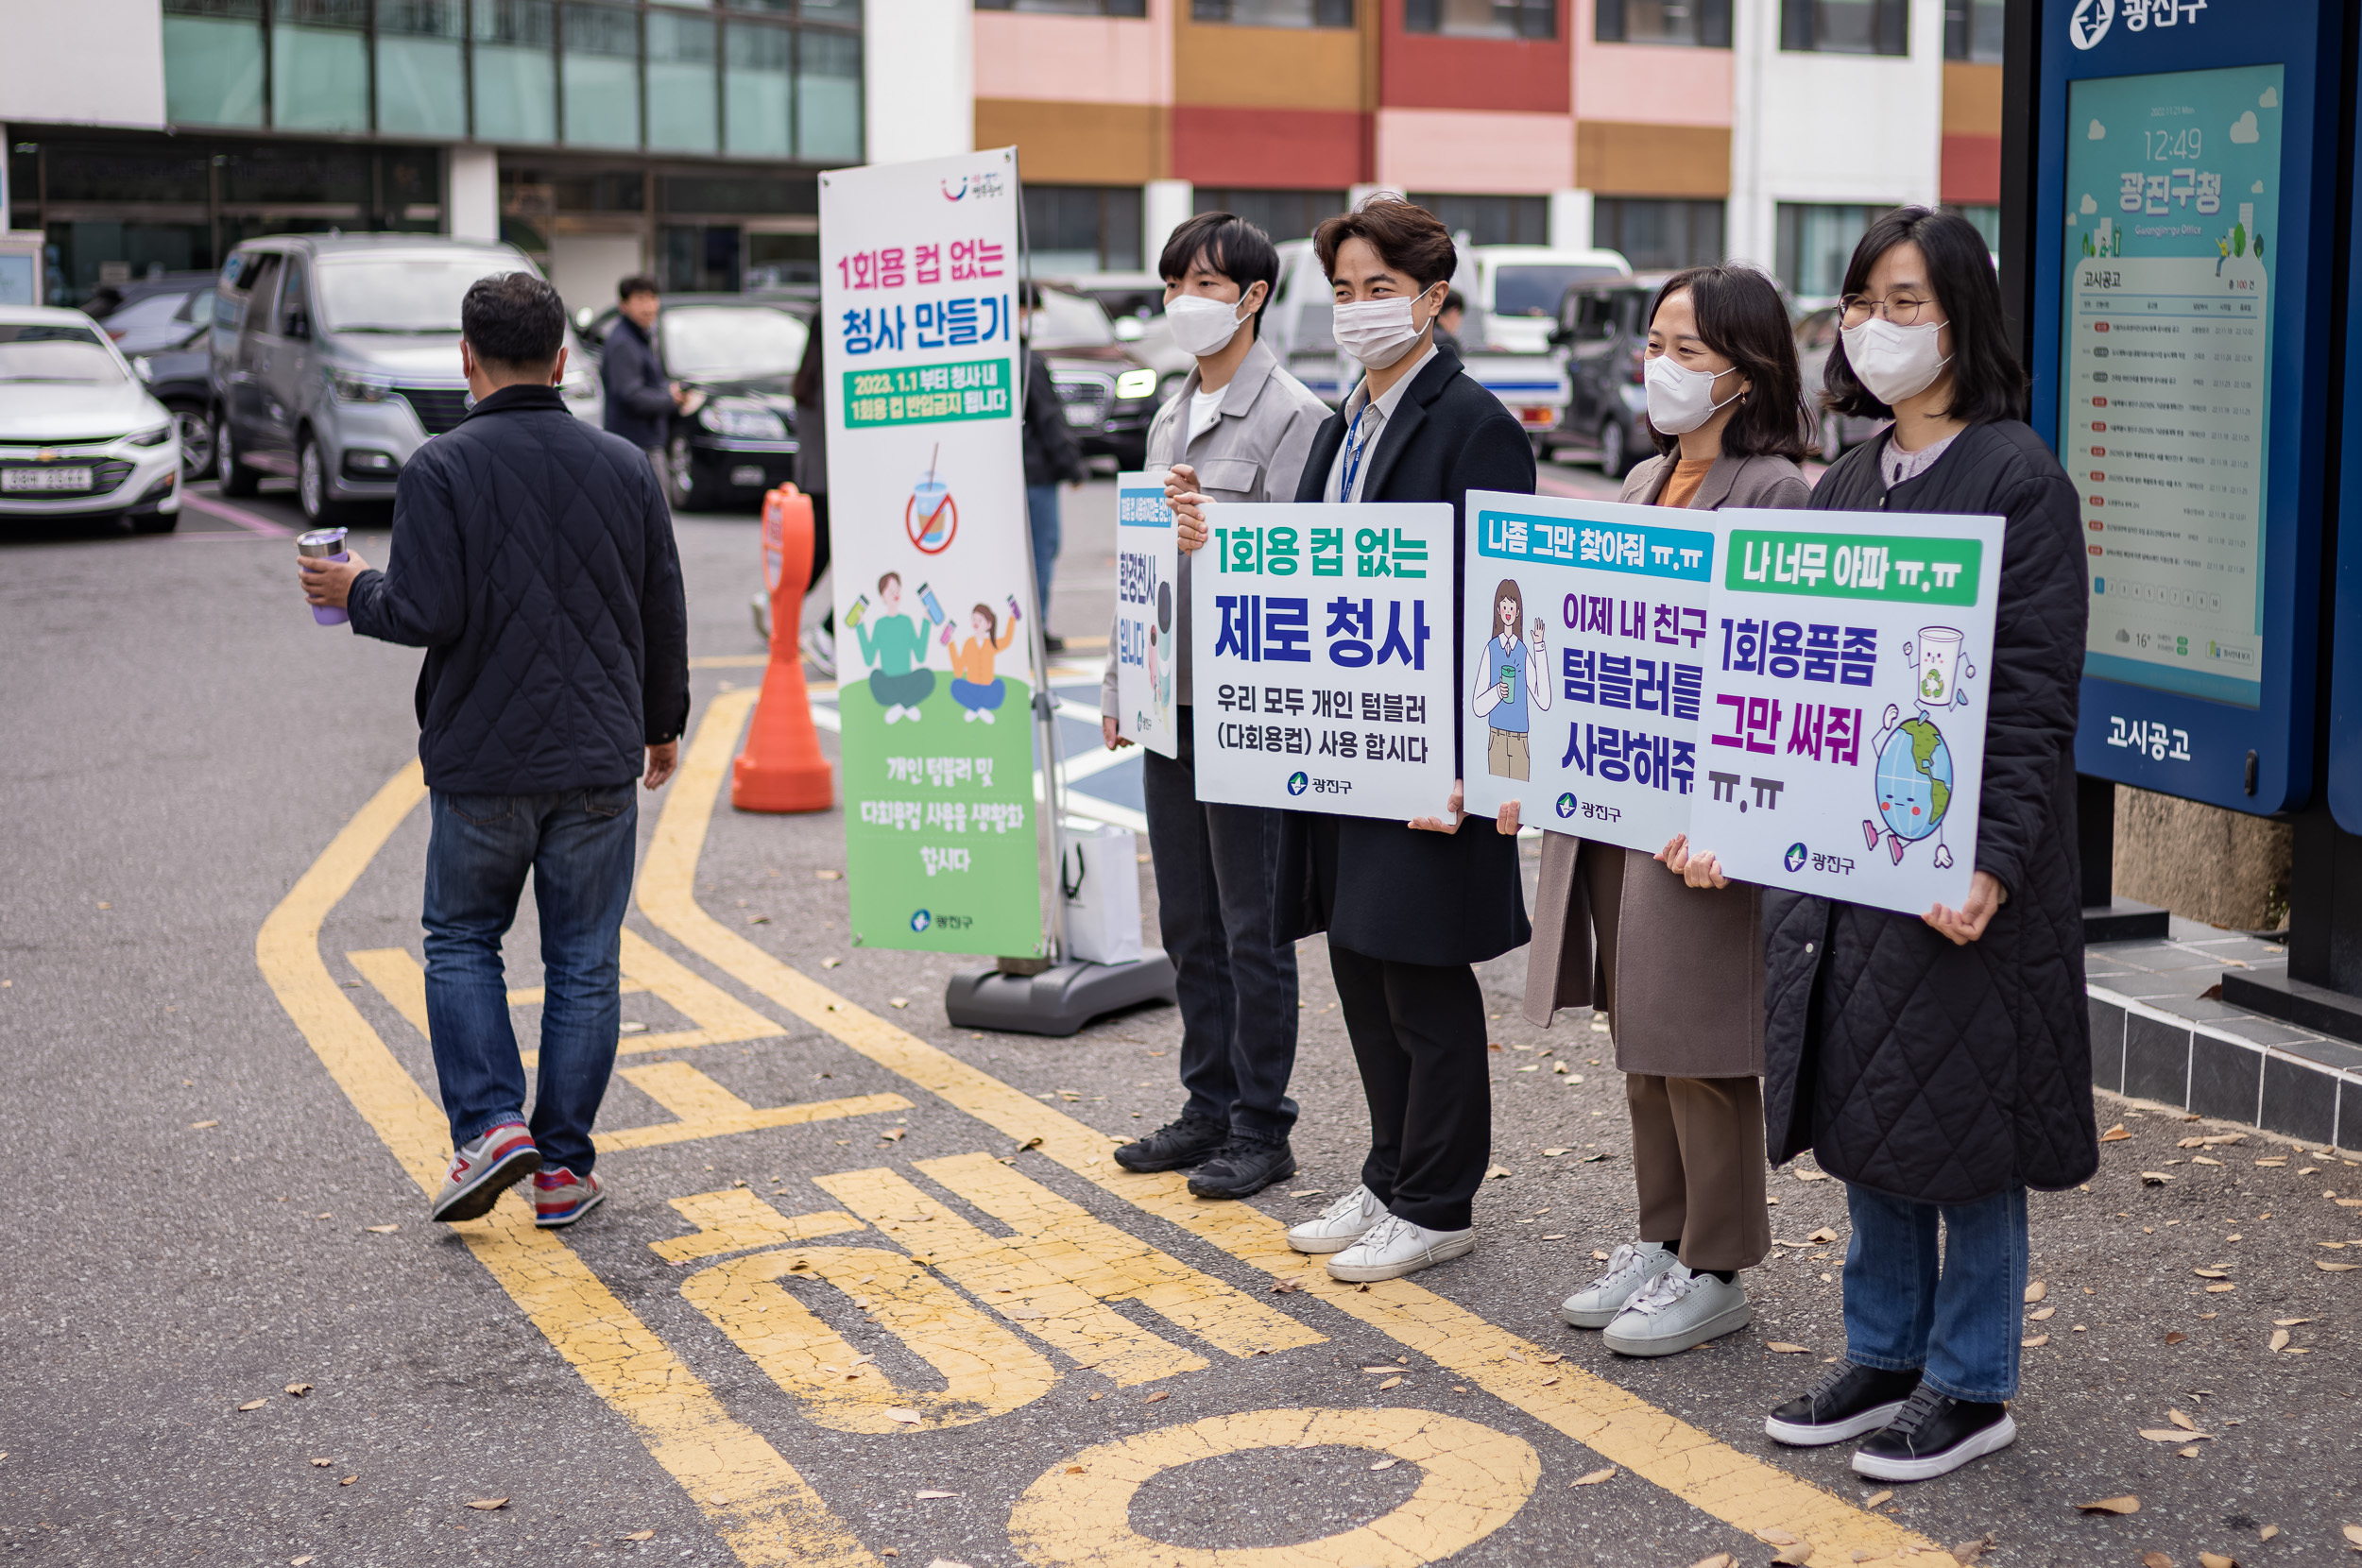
[2034, 0, 2342, 813]
[2329, 56, 2362, 834]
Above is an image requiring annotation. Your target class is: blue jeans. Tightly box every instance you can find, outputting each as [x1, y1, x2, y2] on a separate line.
[1842, 1183, 2028, 1403]
[1141, 712, 1299, 1141]
[422, 786, 639, 1177]
[1026, 484, 1061, 617]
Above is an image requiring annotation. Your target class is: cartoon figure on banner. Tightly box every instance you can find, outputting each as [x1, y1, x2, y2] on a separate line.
[1863, 624, 1977, 869]
[1470, 576, 1550, 781]
[947, 598, 1018, 724]
[857, 571, 940, 724]
[1143, 579, 1175, 735]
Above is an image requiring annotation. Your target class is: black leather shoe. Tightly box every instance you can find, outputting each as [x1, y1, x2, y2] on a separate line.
[1114, 1114, 1226, 1173]
[1764, 1360, 1923, 1446]
[1185, 1135, 1297, 1200]
[1851, 1387, 2016, 1481]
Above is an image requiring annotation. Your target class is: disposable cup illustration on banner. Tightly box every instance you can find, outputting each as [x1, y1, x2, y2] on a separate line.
[1863, 625, 1977, 871]
[907, 447, 958, 554]
[1911, 625, 1973, 708]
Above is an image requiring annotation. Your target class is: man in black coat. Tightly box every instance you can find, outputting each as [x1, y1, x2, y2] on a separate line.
[602, 273, 687, 484]
[1263, 200, 1534, 1286]
[300, 272, 690, 1233]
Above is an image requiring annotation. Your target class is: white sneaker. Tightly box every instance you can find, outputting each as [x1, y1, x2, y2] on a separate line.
[883, 704, 904, 724]
[1600, 1265, 1751, 1356]
[978, 708, 995, 724]
[798, 623, 835, 678]
[1326, 1213, 1476, 1283]
[904, 704, 922, 723]
[1562, 1241, 1678, 1328]
[1285, 1185, 1386, 1254]
[964, 707, 979, 722]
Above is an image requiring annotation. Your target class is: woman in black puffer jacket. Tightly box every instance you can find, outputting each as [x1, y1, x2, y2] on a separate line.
[1717, 208, 2096, 1484]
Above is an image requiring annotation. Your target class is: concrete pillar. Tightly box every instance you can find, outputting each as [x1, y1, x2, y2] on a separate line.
[865, 0, 973, 165]
[2114, 785, 2293, 931]
[449, 147, 499, 244]
[1142, 179, 1193, 272]
[1549, 189, 1593, 251]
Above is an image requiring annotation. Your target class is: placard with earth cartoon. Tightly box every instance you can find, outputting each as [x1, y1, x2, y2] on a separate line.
[1685, 510, 2007, 917]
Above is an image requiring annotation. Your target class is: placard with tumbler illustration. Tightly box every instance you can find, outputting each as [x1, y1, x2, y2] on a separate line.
[1113, 469, 1179, 757]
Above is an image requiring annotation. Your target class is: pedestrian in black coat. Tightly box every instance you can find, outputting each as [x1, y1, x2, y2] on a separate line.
[1267, 200, 1534, 1289]
[1730, 209, 2093, 1486]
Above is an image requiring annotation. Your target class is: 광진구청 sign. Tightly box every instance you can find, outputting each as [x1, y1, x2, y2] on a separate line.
[1189, 502, 1456, 821]
[1113, 469, 1179, 757]
[1459, 490, 1714, 854]
[1686, 512, 2006, 917]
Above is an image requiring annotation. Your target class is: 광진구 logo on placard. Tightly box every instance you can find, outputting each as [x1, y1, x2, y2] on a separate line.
[1287, 771, 1309, 797]
[2067, 0, 2112, 49]
[1784, 842, 1809, 873]
[909, 909, 933, 932]
[1556, 792, 1579, 820]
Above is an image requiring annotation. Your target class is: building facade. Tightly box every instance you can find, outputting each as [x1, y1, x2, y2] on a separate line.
[0, 0, 2001, 310]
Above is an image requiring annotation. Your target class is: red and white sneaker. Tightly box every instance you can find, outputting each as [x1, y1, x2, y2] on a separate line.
[532, 1167, 606, 1228]
[430, 1122, 540, 1222]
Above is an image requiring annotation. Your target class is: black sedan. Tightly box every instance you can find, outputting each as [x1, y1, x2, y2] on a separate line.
[579, 295, 810, 513]
[1030, 286, 1159, 471]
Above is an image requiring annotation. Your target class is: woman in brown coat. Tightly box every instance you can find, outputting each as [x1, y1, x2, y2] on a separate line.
[1522, 264, 1810, 1355]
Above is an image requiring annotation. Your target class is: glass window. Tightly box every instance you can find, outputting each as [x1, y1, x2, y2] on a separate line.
[1404, 0, 1553, 40]
[1191, 188, 1345, 245]
[1024, 185, 1142, 274]
[1190, 0, 1353, 26]
[1592, 196, 1725, 270]
[725, 22, 793, 158]
[658, 224, 741, 291]
[745, 232, 819, 287]
[1780, 0, 1907, 54]
[475, 0, 559, 142]
[41, 222, 214, 308]
[42, 144, 212, 204]
[1593, 0, 1729, 45]
[796, 29, 863, 162]
[0, 323, 127, 385]
[377, 0, 466, 137]
[647, 11, 719, 153]
[163, 0, 266, 128]
[659, 305, 809, 378]
[1408, 192, 1549, 246]
[272, 0, 369, 131]
[315, 251, 526, 332]
[1774, 202, 1876, 298]
[563, 3, 642, 148]
[1943, 0, 2002, 60]
[222, 145, 370, 204]
[976, 0, 1145, 13]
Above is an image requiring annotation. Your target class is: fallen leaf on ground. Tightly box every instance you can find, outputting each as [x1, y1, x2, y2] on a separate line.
[467, 1498, 508, 1511]
[190, 1119, 220, 1130]
[1290, 1189, 1324, 1199]
[285, 1383, 312, 1397]
[2258, 1525, 2278, 1541]
[1269, 1278, 1304, 1294]
[1570, 1467, 1615, 1486]
[821, 958, 841, 968]
[2165, 1332, 2188, 1344]
[364, 1223, 398, 1234]
[2205, 1283, 2236, 1293]
[1144, 1390, 1169, 1403]
[1688, 1556, 1736, 1568]
[1377, 1376, 1403, 1390]
[1807, 1227, 1839, 1243]
[2022, 1334, 2049, 1348]
[2193, 1268, 2231, 1279]
[2169, 1409, 2197, 1430]
[2141, 1555, 2173, 1568]
[2029, 1305, 2056, 1321]
[2025, 1281, 2047, 1303]
[2143, 1172, 2174, 1185]
[2192, 1156, 2225, 1166]
[1757, 1526, 1799, 1544]
[291, 1558, 315, 1565]
[1593, 1249, 1612, 1261]
[2100, 1123, 2131, 1141]
[2274, 1317, 2313, 1325]
[926, 1559, 973, 1568]
[622, 1531, 655, 1542]
[2141, 1428, 2212, 1442]
[1483, 1165, 1513, 1179]
[1771, 1547, 1813, 1566]
[1087, 1392, 1104, 1402]
[1542, 1147, 1571, 1157]
[814, 869, 841, 879]
[2343, 1524, 2362, 1547]
[2199, 1553, 2239, 1568]
[883, 1408, 923, 1424]
[237, 1399, 268, 1411]
[1766, 1342, 1811, 1353]
[1539, 1375, 1560, 1387]
[2269, 1330, 2291, 1352]
[2318, 1259, 2360, 1271]
[2076, 1495, 2140, 1513]
[1952, 1535, 1995, 1564]
[888, 998, 909, 1010]
[915, 1491, 957, 1499]
[880, 1128, 906, 1143]
[1794, 1169, 1831, 1182]
[1862, 1490, 1893, 1508]
[310, 1458, 334, 1468]
[1368, 1458, 1398, 1472]
[1361, 1366, 1400, 1372]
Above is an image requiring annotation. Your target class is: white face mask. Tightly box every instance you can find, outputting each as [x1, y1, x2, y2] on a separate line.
[1166, 292, 1256, 358]
[1332, 293, 1434, 369]
[1644, 354, 1740, 435]
[1840, 316, 1952, 407]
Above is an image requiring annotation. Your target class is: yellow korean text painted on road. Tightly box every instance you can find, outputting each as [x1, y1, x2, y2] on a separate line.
[636, 691, 1939, 1563]
[1008, 1408, 1537, 1568]
[257, 762, 882, 1568]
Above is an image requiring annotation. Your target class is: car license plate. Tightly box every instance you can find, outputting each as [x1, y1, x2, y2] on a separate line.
[729, 465, 766, 487]
[3, 466, 94, 492]
[1062, 403, 1098, 428]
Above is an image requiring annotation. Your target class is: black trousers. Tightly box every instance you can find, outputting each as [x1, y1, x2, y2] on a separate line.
[1327, 941, 1491, 1232]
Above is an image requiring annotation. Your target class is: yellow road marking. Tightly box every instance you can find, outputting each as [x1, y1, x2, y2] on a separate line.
[656, 1190, 866, 1264]
[682, 1245, 1058, 1432]
[602, 1061, 910, 1151]
[258, 761, 881, 1568]
[637, 691, 1935, 1561]
[1008, 1408, 1537, 1568]
[817, 1165, 1215, 1388]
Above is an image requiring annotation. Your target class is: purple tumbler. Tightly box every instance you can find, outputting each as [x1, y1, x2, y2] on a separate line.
[297, 527, 350, 626]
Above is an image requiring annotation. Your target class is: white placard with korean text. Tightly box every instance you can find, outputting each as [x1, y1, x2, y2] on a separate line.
[1459, 490, 1714, 854]
[1688, 511, 2006, 917]
[1190, 502, 1456, 820]
[1113, 469, 1179, 757]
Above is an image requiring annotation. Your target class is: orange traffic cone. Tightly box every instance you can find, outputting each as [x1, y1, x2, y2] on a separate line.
[731, 484, 835, 813]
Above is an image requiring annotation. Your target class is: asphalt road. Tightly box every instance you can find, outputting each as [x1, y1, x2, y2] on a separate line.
[2, 463, 2357, 1568]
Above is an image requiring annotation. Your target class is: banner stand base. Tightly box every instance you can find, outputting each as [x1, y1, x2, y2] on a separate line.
[943, 951, 1178, 1037]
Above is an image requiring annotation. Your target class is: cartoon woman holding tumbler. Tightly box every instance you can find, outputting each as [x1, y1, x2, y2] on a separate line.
[950, 601, 1018, 724]
[1471, 577, 1549, 779]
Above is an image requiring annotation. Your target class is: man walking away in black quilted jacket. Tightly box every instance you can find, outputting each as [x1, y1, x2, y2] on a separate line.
[299, 272, 691, 1232]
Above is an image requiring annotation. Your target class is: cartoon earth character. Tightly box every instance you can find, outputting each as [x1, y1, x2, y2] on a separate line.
[1863, 703, 1958, 869]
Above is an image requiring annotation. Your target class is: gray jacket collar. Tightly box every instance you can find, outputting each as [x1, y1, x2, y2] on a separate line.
[1629, 451, 1746, 511]
[1174, 334, 1281, 424]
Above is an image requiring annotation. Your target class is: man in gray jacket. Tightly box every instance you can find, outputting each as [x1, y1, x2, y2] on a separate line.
[1103, 213, 1328, 1201]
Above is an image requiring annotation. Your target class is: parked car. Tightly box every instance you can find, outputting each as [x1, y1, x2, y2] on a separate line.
[1028, 286, 1158, 471]
[82, 271, 219, 354]
[1038, 271, 1192, 407]
[1793, 303, 1883, 462]
[208, 235, 601, 525]
[578, 294, 811, 512]
[126, 310, 216, 483]
[1549, 273, 1677, 477]
[0, 305, 182, 533]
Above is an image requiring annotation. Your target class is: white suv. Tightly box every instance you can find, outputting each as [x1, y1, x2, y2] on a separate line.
[0, 306, 181, 534]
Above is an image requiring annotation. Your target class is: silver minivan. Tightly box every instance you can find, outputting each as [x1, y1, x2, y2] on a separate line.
[208, 235, 600, 523]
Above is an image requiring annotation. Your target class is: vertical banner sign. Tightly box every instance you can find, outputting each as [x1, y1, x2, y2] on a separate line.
[821, 147, 1043, 956]
[1459, 490, 1712, 853]
[2063, 63, 2284, 712]
[1190, 502, 1455, 820]
[1687, 512, 2006, 917]
[1114, 469, 1179, 757]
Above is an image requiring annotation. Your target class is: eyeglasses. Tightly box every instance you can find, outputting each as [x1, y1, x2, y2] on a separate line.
[1840, 293, 1939, 328]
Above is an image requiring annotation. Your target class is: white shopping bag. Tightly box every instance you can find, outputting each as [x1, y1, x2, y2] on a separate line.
[1060, 823, 1144, 965]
